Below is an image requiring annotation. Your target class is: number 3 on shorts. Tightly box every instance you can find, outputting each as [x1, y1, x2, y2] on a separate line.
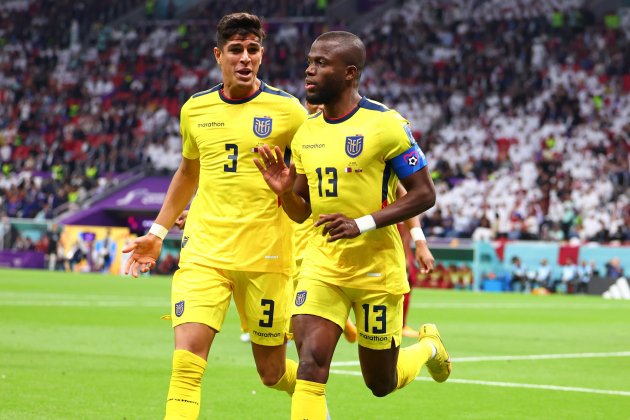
[259, 299, 275, 327]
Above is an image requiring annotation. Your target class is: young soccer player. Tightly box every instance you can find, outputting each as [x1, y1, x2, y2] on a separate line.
[122, 13, 306, 419]
[255, 31, 451, 419]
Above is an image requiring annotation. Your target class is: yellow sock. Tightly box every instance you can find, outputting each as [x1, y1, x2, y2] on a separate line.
[291, 379, 327, 420]
[165, 349, 207, 420]
[269, 359, 298, 395]
[396, 341, 433, 390]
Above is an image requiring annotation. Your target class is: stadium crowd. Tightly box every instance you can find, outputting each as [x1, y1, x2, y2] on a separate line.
[0, 0, 628, 246]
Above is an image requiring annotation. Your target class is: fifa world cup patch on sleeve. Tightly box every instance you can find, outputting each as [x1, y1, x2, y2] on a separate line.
[295, 291, 307, 306]
[175, 300, 185, 317]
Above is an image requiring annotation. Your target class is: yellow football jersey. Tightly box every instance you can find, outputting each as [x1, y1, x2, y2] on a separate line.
[292, 218, 314, 262]
[179, 81, 307, 274]
[292, 97, 428, 294]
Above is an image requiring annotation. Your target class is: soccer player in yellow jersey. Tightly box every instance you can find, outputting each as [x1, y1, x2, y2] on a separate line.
[122, 13, 306, 419]
[255, 31, 452, 419]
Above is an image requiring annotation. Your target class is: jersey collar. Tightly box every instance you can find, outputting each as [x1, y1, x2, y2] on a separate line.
[323, 96, 367, 124]
[219, 81, 264, 104]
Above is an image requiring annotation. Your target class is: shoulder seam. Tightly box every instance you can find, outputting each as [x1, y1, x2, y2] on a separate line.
[360, 97, 389, 112]
[261, 83, 297, 100]
[192, 84, 221, 98]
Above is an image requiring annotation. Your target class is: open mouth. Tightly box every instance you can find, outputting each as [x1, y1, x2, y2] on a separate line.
[236, 69, 252, 78]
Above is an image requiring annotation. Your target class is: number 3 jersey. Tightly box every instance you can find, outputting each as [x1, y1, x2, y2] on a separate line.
[179, 82, 307, 275]
[292, 97, 428, 294]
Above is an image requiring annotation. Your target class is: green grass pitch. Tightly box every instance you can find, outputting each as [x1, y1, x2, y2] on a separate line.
[1, 269, 629, 419]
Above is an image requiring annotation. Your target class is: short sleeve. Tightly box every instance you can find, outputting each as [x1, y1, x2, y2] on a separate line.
[381, 112, 427, 179]
[288, 98, 308, 141]
[180, 101, 199, 159]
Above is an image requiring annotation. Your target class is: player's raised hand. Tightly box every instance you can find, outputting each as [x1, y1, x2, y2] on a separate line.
[315, 213, 361, 242]
[122, 235, 162, 278]
[254, 144, 296, 195]
[415, 240, 435, 273]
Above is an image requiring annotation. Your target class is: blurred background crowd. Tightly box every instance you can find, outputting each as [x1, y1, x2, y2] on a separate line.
[0, 0, 628, 251]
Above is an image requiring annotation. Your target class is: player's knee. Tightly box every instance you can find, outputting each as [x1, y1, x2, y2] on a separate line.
[297, 359, 328, 383]
[366, 379, 395, 398]
[257, 364, 284, 387]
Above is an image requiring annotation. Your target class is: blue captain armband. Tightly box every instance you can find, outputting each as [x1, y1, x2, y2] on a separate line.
[390, 144, 428, 179]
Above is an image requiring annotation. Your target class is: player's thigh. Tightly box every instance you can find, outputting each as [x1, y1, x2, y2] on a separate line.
[232, 270, 292, 346]
[292, 277, 351, 331]
[171, 263, 233, 333]
[352, 289, 404, 351]
[358, 341, 400, 389]
[353, 290, 403, 388]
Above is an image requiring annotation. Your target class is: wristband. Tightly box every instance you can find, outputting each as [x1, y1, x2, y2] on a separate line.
[354, 215, 376, 233]
[410, 226, 426, 242]
[149, 223, 168, 240]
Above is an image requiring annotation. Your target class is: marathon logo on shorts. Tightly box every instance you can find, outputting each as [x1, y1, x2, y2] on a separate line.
[295, 290, 307, 306]
[253, 117, 272, 138]
[175, 300, 185, 317]
[345, 135, 364, 158]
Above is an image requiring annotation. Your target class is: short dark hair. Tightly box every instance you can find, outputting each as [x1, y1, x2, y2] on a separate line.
[315, 31, 366, 72]
[216, 12, 265, 49]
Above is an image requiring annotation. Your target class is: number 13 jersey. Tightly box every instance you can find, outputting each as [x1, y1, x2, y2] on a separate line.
[292, 97, 428, 294]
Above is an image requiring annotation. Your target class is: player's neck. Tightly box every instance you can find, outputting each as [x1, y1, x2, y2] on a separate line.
[222, 79, 261, 100]
[323, 91, 362, 120]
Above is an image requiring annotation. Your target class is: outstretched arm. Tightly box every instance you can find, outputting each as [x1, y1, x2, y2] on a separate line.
[122, 157, 199, 277]
[254, 144, 312, 223]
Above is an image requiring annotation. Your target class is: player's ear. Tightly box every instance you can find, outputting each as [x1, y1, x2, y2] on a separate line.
[213, 46, 221, 65]
[346, 65, 358, 82]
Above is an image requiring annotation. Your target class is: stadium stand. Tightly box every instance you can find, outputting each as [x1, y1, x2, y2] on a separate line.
[0, 0, 628, 251]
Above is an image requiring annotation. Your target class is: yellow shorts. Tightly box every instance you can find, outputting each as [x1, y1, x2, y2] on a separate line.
[292, 278, 403, 350]
[171, 263, 291, 346]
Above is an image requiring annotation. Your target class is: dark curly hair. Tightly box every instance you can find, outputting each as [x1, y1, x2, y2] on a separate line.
[216, 12, 266, 49]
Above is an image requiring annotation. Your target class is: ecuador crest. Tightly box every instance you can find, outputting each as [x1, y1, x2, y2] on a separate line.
[295, 291, 307, 307]
[345, 135, 364, 158]
[253, 117, 272, 138]
[175, 300, 185, 317]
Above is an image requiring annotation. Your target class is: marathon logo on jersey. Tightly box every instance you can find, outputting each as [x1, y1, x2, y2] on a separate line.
[181, 236, 189, 248]
[295, 290, 307, 306]
[345, 135, 364, 158]
[404, 150, 420, 166]
[253, 117, 272, 138]
[175, 300, 185, 317]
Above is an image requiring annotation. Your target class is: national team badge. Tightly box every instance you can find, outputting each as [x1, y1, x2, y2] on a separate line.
[345, 135, 364, 158]
[175, 300, 185, 317]
[404, 150, 419, 166]
[253, 117, 272, 138]
[295, 291, 307, 306]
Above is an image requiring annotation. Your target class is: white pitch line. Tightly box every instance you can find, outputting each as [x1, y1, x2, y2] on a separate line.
[331, 351, 630, 367]
[454, 351, 630, 362]
[329, 370, 630, 397]
[410, 302, 624, 309]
